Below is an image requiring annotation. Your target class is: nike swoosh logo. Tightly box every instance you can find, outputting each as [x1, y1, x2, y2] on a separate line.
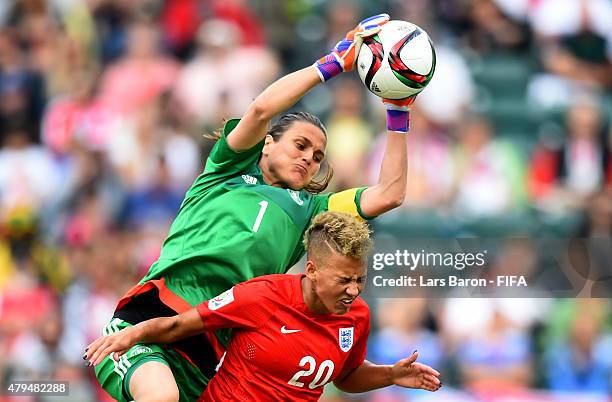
[280, 326, 301, 334]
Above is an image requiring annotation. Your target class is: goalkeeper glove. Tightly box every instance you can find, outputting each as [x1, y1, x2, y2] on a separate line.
[314, 13, 390, 82]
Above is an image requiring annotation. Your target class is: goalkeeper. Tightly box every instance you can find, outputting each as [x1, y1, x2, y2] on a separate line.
[94, 13, 417, 402]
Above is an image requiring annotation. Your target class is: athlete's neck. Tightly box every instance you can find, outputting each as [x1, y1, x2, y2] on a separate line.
[258, 160, 285, 188]
[301, 276, 330, 315]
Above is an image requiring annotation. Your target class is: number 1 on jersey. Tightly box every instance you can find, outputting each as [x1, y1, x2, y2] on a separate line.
[252, 200, 268, 232]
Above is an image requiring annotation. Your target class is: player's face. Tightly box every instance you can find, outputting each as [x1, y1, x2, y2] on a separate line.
[261, 121, 326, 190]
[307, 251, 366, 315]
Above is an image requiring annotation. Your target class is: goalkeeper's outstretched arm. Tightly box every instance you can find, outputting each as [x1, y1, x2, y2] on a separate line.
[226, 14, 390, 152]
[359, 96, 416, 217]
[227, 67, 322, 152]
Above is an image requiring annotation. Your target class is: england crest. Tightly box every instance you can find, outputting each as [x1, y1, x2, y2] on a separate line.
[339, 327, 354, 352]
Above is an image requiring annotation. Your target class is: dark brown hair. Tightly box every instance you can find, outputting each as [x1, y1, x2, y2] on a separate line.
[207, 112, 333, 194]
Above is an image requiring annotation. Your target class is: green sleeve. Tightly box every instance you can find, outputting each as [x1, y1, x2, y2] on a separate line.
[354, 187, 376, 220]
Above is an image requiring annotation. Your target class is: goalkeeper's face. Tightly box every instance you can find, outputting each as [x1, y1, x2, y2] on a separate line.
[261, 121, 327, 190]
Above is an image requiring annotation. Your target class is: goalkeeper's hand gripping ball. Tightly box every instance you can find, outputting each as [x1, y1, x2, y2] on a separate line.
[314, 13, 390, 82]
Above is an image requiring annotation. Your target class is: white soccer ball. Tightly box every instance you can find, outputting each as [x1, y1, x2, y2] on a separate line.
[357, 20, 436, 100]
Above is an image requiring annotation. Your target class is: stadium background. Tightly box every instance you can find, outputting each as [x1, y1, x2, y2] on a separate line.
[0, 0, 610, 401]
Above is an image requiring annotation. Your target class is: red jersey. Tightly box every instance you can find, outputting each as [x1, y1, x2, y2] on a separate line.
[195, 274, 370, 401]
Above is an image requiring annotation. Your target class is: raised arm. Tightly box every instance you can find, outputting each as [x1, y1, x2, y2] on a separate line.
[226, 14, 391, 152]
[226, 68, 321, 151]
[359, 97, 416, 217]
[84, 309, 203, 366]
[334, 352, 441, 393]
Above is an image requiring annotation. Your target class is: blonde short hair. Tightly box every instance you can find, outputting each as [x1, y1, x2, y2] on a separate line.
[303, 212, 372, 260]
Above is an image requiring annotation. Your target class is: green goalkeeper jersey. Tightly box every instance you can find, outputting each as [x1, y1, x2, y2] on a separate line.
[116, 119, 369, 346]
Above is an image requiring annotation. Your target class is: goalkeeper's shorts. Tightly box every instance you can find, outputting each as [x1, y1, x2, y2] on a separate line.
[94, 318, 210, 401]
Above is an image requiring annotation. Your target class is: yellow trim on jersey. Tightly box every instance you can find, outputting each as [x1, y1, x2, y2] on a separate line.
[328, 188, 361, 219]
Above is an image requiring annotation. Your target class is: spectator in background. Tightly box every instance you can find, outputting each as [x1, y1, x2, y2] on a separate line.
[465, 0, 532, 55]
[528, 0, 612, 108]
[370, 299, 444, 369]
[210, 0, 265, 47]
[496, 0, 612, 55]
[545, 300, 612, 394]
[528, 96, 610, 212]
[44, 145, 125, 245]
[122, 156, 184, 230]
[325, 78, 373, 190]
[437, 294, 550, 400]
[104, 98, 165, 190]
[564, 189, 612, 297]
[0, 234, 13, 289]
[324, 0, 361, 51]
[441, 281, 542, 395]
[58, 234, 131, 370]
[457, 309, 532, 395]
[160, 0, 267, 59]
[451, 116, 527, 216]
[368, 298, 445, 400]
[62, 189, 113, 250]
[5, 309, 62, 381]
[173, 19, 279, 129]
[532, 0, 612, 85]
[16, 5, 62, 74]
[154, 92, 202, 191]
[0, 28, 46, 143]
[0, 253, 58, 385]
[99, 19, 179, 116]
[44, 29, 98, 99]
[160, 0, 204, 59]
[440, 239, 551, 387]
[42, 69, 115, 156]
[105, 92, 200, 194]
[582, 189, 612, 237]
[0, 129, 60, 215]
[57, 231, 137, 402]
[435, 251, 550, 346]
[161, 0, 265, 55]
[89, 0, 132, 64]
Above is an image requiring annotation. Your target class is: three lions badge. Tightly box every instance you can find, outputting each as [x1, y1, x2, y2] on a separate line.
[339, 327, 354, 352]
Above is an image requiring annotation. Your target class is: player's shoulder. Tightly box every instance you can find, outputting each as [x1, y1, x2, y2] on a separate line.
[239, 274, 297, 301]
[244, 273, 294, 286]
[345, 298, 370, 336]
[348, 297, 370, 320]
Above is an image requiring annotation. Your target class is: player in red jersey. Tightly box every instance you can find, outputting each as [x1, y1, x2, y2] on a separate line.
[85, 212, 441, 400]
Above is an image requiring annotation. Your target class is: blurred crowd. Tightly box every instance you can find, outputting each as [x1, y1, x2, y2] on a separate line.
[0, 0, 610, 401]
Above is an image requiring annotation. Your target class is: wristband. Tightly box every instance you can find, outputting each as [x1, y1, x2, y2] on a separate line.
[386, 109, 410, 133]
[314, 54, 343, 82]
